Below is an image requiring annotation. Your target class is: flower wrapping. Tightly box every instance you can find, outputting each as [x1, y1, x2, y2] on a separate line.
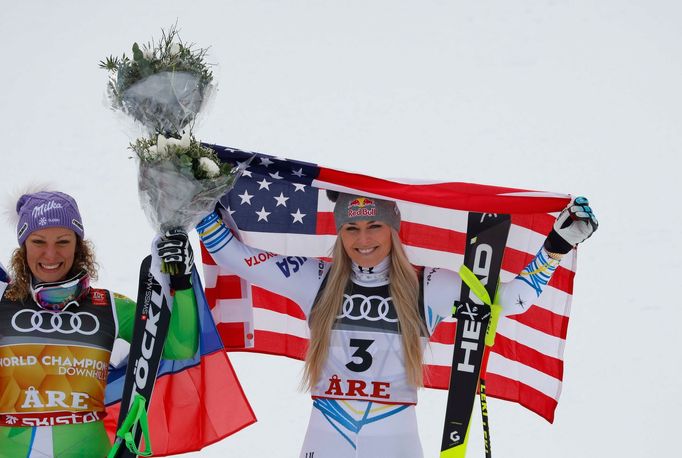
[118, 71, 212, 136]
[102, 26, 244, 239]
[137, 155, 237, 234]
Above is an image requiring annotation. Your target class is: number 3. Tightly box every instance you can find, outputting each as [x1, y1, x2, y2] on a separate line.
[346, 339, 374, 372]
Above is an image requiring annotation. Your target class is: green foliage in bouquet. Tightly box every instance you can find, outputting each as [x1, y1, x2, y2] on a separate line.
[130, 135, 231, 180]
[101, 25, 243, 246]
[100, 25, 213, 107]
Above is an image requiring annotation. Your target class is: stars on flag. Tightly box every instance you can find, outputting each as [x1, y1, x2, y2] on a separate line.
[256, 207, 271, 222]
[238, 190, 254, 205]
[259, 157, 275, 167]
[219, 150, 320, 234]
[257, 178, 272, 190]
[274, 192, 289, 207]
[291, 209, 306, 224]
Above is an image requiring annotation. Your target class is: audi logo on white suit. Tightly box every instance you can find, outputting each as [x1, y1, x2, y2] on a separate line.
[11, 309, 100, 336]
[338, 294, 398, 323]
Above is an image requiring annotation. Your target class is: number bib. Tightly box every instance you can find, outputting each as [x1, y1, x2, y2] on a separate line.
[0, 290, 116, 426]
[311, 282, 426, 404]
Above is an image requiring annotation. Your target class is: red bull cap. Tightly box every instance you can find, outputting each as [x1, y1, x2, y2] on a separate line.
[332, 193, 400, 232]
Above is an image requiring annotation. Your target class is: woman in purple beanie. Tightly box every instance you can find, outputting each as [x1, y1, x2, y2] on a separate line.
[0, 190, 199, 457]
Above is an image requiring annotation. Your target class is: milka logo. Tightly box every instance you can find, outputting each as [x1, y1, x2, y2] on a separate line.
[31, 201, 63, 218]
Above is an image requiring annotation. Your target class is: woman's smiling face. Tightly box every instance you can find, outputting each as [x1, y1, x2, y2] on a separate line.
[339, 220, 392, 267]
[25, 227, 77, 283]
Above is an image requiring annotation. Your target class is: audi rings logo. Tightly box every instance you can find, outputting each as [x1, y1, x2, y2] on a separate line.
[11, 309, 100, 336]
[338, 294, 398, 323]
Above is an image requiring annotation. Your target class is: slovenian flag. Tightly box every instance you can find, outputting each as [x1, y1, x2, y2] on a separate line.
[104, 268, 256, 456]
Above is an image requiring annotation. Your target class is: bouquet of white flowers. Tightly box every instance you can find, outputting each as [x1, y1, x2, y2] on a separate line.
[101, 26, 246, 250]
[131, 132, 238, 234]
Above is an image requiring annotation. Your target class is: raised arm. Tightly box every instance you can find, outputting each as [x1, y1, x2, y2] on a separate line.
[156, 230, 199, 359]
[422, 197, 598, 327]
[498, 196, 598, 315]
[196, 210, 331, 316]
[112, 230, 200, 361]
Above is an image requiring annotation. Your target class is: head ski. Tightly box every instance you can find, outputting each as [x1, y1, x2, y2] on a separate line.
[440, 213, 510, 458]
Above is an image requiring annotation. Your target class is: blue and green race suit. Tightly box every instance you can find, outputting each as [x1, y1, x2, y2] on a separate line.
[0, 267, 198, 457]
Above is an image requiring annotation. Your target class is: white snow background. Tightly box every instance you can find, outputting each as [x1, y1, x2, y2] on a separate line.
[1, 1, 680, 457]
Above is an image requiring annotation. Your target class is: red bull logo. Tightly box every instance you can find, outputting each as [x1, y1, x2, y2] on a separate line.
[347, 197, 377, 218]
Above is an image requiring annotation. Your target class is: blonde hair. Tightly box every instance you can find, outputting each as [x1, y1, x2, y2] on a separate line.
[302, 230, 426, 390]
[4, 238, 98, 302]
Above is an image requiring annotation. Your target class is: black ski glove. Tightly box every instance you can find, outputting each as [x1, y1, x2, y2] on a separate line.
[544, 196, 599, 255]
[157, 228, 194, 290]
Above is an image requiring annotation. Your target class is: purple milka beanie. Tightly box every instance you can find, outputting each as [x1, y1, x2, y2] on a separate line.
[16, 191, 84, 245]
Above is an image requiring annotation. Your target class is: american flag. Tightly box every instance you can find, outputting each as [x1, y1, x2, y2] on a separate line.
[200, 143, 576, 423]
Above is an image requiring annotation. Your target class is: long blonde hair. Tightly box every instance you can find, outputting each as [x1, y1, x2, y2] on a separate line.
[4, 238, 98, 302]
[302, 230, 426, 390]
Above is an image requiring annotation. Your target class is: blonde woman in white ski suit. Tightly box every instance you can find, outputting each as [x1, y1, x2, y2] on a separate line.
[196, 192, 597, 458]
